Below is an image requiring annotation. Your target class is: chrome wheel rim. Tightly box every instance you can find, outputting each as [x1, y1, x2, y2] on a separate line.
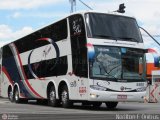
[50, 91, 55, 102]
[15, 92, 19, 101]
[9, 91, 13, 100]
[61, 91, 67, 103]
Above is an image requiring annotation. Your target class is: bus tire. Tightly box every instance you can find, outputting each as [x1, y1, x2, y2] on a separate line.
[8, 87, 14, 102]
[105, 102, 118, 109]
[48, 86, 59, 107]
[82, 101, 91, 106]
[14, 87, 21, 103]
[92, 102, 102, 108]
[61, 85, 72, 108]
[37, 99, 48, 105]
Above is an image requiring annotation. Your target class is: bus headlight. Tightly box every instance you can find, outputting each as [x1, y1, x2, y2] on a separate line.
[90, 93, 99, 98]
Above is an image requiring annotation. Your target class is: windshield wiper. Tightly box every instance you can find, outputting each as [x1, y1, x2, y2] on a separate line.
[99, 64, 118, 81]
[104, 73, 118, 81]
[118, 37, 139, 43]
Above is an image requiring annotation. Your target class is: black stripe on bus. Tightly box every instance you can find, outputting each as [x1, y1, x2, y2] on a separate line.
[23, 56, 68, 79]
[14, 19, 68, 54]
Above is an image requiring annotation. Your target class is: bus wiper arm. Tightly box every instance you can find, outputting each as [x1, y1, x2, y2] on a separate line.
[100, 65, 118, 81]
[105, 74, 118, 81]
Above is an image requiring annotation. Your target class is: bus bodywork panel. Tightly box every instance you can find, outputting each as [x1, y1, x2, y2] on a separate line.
[0, 12, 147, 104]
[88, 79, 147, 102]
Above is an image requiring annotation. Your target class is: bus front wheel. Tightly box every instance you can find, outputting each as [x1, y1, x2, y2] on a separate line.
[105, 102, 118, 109]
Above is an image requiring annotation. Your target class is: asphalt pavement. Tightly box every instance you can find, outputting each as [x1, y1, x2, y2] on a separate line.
[0, 98, 160, 120]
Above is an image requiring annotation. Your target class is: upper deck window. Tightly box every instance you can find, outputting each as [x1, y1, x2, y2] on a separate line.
[85, 13, 143, 43]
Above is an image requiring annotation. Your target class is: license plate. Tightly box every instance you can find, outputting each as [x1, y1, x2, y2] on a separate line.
[117, 95, 127, 100]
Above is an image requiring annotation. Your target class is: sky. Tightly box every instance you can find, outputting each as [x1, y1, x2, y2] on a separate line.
[0, 0, 160, 62]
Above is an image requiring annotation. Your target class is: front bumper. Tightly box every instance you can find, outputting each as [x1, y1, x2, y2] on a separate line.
[88, 90, 146, 102]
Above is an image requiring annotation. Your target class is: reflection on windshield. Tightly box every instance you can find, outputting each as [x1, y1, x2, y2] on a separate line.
[122, 50, 144, 79]
[90, 46, 145, 81]
[86, 13, 143, 43]
[92, 47, 122, 79]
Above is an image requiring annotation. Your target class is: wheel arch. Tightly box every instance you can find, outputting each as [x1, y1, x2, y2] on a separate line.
[58, 80, 70, 99]
[7, 85, 13, 99]
[13, 83, 21, 98]
[8, 85, 13, 94]
[47, 81, 56, 99]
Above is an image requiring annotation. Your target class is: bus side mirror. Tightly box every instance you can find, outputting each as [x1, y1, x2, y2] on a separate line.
[146, 48, 160, 67]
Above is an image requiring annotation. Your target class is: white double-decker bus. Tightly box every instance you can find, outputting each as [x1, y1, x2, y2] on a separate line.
[0, 11, 147, 109]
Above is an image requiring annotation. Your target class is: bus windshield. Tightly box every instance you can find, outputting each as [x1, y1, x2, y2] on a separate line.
[85, 13, 143, 43]
[89, 46, 146, 82]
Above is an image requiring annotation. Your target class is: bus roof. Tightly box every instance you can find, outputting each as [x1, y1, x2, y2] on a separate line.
[2, 11, 136, 47]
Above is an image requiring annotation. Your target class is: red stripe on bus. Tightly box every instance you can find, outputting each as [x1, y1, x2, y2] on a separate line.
[13, 43, 43, 98]
[37, 38, 48, 41]
[86, 43, 93, 47]
[2, 67, 14, 85]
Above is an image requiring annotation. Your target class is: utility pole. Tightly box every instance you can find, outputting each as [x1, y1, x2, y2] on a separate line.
[69, 0, 76, 13]
[79, 0, 93, 10]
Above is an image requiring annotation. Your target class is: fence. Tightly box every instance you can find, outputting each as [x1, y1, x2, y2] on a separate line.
[146, 84, 160, 103]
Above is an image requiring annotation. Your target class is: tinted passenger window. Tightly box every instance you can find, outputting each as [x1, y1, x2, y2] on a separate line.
[69, 14, 88, 78]
[15, 19, 68, 53]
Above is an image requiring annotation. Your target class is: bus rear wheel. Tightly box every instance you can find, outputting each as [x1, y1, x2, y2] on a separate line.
[61, 85, 72, 108]
[105, 102, 118, 109]
[14, 87, 21, 103]
[48, 86, 59, 107]
[8, 87, 13, 102]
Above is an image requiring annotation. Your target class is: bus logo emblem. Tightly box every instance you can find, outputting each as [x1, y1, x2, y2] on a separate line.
[28, 38, 60, 80]
[120, 86, 124, 91]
